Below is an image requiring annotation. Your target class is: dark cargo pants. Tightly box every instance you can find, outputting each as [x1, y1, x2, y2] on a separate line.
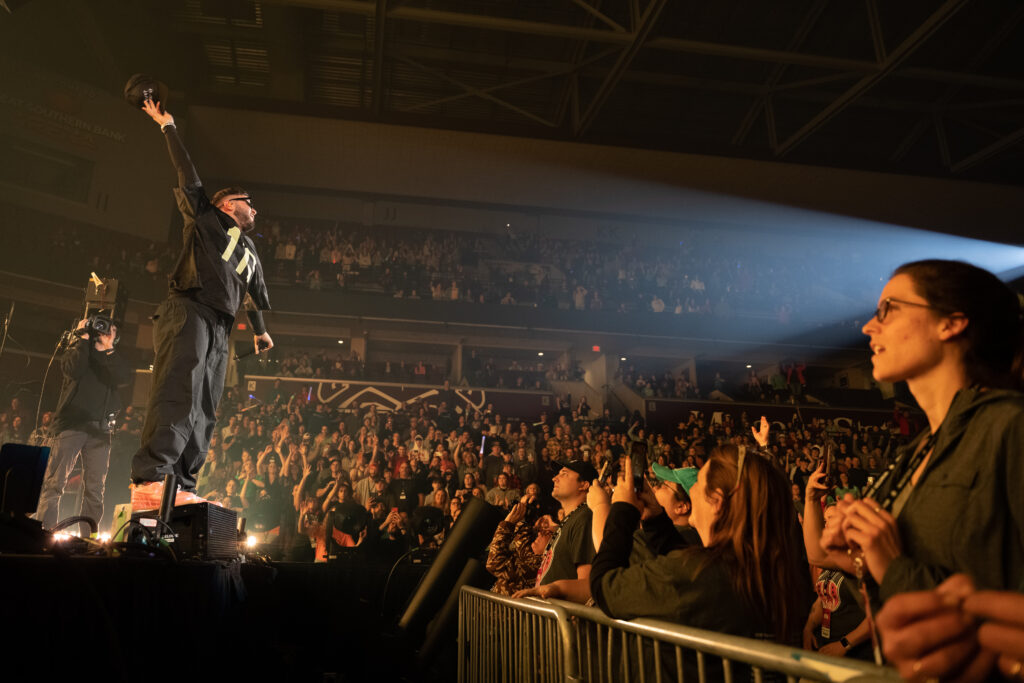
[131, 297, 230, 491]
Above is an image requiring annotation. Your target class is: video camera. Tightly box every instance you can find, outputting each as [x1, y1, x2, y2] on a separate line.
[73, 314, 120, 345]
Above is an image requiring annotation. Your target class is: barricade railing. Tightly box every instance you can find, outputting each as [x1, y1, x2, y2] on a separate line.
[458, 586, 901, 683]
[459, 586, 580, 683]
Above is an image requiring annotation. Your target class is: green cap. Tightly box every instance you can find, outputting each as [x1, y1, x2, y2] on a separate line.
[651, 464, 698, 494]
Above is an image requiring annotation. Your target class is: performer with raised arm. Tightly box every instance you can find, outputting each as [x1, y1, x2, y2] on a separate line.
[130, 94, 273, 510]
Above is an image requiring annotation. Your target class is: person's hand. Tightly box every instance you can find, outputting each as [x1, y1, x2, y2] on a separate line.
[751, 415, 770, 448]
[254, 332, 274, 355]
[805, 461, 828, 503]
[838, 497, 901, 582]
[802, 627, 817, 651]
[877, 574, 995, 681]
[505, 502, 526, 524]
[820, 494, 852, 552]
[93, 327, 116, 353]
[512, 583, 560, 600]
[141, 97, 174, 127]
[818, 641, 848, 658]
[964, 589, 1024, 680]
[611, 456, 640, 511]
[587, 479, 610, 510]
[636, 478, 664, 521]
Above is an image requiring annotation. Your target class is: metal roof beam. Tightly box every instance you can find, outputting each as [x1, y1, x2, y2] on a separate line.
[555, 1, 602, 128]
[574, 0, 668, 136]
[257, 0, 1024, 92]
[774, 0, 969, 157]
[951, 124, 1024, 173]
[732, 0, 828, 146]
[865, 0, 886, 63]
[569, 0, 625, 33]
[395, 47, 616, 113]
[371, 0, 388, 116]
[887, 4, 1024, 165]
[390, 53, 558, 127]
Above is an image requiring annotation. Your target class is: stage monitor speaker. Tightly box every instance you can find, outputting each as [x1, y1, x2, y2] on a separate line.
[132, 502, 237, 560]
[0, 442, 50, 553]
[416, 557, 493, 670]
[0, 442, 49, 514]
[397, 496, 503, 639]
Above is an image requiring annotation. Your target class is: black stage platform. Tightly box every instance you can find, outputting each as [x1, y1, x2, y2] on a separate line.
[1, 552, 438, 682]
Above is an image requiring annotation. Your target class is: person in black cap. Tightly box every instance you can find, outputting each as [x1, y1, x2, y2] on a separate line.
[129, 96, 273, 510]
[512, 459, 597, 604]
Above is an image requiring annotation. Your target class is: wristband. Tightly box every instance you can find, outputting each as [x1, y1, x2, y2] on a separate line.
[840, 637, 850, 649]
[161, 121, 175, 132]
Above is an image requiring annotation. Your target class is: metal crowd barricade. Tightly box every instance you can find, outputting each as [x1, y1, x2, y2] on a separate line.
[459, 586, 581, 683]
[458, 586, 901, 683]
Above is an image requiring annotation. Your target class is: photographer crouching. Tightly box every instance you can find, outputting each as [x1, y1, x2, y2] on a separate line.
[35, 316, 131, 536]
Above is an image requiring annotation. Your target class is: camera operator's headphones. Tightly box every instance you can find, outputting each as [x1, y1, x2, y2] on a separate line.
[73, 314, 121, 346]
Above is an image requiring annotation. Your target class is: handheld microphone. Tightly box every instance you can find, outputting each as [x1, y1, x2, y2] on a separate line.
[234, 340, 270, 361]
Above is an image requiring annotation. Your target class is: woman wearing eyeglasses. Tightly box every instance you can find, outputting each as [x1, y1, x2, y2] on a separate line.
[820, 260, 1024, 677]
[588, 449, 811, 646]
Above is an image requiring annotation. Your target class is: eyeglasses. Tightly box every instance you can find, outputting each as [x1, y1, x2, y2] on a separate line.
[228, 197, 253, 206]
[871, 297, 946, 323]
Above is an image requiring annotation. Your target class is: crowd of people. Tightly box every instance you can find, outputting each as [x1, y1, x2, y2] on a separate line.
[243, 349, 449, 386]
[241, 348, 574, 390]
[8, 231, 1023, 678]
[480, 259, 1024, 680]
[617, 359, 825, 404]
[9, 212, 867, 324]
[500, 259, 1024, 681]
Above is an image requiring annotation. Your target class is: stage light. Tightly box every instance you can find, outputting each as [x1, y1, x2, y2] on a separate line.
[53, 532, 71, 542]
[537, 352, 544, 357]
[337, 339, 344, 344]
[246, 535, 258, 548]
[746, 364, 752, 369]
[591, 345, 600, 352]
[98, 532, 111, 543]
[620, 357, 627, 362]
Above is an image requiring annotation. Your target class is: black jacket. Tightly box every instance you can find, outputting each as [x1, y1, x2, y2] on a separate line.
[51, 340, 131, 433]
[162, 125, 270, 331]
[878, 387, 1024, 599]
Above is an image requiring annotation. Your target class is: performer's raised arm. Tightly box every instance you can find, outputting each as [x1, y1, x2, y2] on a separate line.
[141, 97, 200, 190]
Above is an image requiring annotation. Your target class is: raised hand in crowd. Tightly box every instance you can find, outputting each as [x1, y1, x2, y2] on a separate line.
[588, 475, 612, 552]
[751, 415, 770, 448]
[802, 461, 854, 573]
[504, 502, 527, 526]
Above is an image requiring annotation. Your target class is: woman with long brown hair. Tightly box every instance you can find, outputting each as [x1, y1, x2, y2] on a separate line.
[589, 447, 811, 645]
